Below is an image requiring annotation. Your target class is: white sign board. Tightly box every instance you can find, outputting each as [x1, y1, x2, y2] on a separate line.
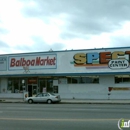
[8, 54, 57, 70]
[0, 57, 7, 71]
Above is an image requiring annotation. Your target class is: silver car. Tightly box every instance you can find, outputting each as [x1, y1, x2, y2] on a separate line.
[25, 93, 61, 104]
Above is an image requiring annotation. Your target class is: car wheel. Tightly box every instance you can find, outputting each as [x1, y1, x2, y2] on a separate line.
[47, 99, 52, 104]
[28, 99, 33, 104]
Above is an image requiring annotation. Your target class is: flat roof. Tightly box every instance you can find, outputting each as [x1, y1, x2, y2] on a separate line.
[1, 46, 130, 56]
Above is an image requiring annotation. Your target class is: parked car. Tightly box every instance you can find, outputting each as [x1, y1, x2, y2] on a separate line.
[25, 92, 61, 104]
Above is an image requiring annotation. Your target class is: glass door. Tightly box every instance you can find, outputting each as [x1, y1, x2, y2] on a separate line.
[28, 84, 38, 97]
[28, 85, 32, 97]
[32, 85, 37, 96]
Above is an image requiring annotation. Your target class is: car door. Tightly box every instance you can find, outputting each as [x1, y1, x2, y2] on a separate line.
[33, 93, 43, 102]
[42, 93, 49, 102]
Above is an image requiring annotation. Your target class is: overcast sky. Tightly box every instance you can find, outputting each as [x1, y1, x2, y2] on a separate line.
[0, 0, 130, 54]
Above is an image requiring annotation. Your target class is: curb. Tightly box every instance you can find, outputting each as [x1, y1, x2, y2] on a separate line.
[0, 101, 25, 103]
[0, 100, 130, 104]
[60, 102, 130, 104]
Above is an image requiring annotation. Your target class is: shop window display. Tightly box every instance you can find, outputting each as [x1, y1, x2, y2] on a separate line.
[8, 78, 27, 93]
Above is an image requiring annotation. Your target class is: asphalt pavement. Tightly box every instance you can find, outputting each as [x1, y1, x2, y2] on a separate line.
[0, 98, 130, 104]
[0, 103, 130, 130]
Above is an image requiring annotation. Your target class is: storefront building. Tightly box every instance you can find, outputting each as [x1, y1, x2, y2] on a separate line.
[0, 47, 130, 99]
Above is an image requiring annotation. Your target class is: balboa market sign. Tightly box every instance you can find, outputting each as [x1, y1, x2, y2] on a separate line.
[9, 54, 56, 70]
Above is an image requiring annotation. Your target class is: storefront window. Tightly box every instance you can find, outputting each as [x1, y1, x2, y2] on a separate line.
[79, 77, 86, 83]
[115, 75, 130, 83]
[39, 79, 46, 92]
[53, 86, 58, 93]
[7, 78, 27, 93]
[14, 79, 19, 93]
[47, 79, 53, 92]
[67, 76, 99, 84]
[39, 78, 53, 93]
[8, 80, 12, 93]
[71, 77, 78, 83]
[20, 79, 26, 93]
[67, 77, 72, 83]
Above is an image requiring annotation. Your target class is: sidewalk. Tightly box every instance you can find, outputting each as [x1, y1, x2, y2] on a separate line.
[0, 98, 130, 104]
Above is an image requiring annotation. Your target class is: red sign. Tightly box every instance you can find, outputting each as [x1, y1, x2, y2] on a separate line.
[10, 57, 56, 67]
[28, 78, 37, 84]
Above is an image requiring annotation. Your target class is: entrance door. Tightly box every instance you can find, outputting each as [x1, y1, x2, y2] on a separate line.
[32, 85, 37, 96]
[28, 85, 38, 97]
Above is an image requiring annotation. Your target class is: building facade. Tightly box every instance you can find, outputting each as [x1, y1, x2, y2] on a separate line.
[0, 47, 130, 99]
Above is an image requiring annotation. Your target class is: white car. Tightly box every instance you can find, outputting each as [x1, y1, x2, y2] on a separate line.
[25, 93, 61, 104]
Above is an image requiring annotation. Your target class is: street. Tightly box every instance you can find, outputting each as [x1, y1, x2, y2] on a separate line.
[0, 103, 130, 130]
